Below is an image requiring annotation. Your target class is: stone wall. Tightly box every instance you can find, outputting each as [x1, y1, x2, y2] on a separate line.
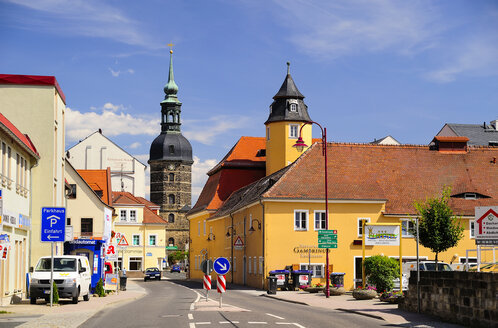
[400, 271, 497, 327]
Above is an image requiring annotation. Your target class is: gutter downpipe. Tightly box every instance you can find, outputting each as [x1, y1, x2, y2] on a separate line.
[229, 213, 234, 284]
[259, 198, 265, 290]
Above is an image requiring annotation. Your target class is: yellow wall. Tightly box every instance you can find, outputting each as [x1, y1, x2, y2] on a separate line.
[189, 199, 487, 290]
[265, 122, 311, 175]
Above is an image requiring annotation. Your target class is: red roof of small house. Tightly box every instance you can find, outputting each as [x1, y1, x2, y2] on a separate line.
[112, 191, 166, 224]
[0, 74, 66, 104]
[0, 113, 39, 159]
[77, 168, 113, 206]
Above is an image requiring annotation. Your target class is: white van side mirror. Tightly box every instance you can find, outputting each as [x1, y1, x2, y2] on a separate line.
[79, 267, 86, 273]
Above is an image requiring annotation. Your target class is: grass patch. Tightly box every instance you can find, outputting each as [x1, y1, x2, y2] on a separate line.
[0, 310, 11, 314]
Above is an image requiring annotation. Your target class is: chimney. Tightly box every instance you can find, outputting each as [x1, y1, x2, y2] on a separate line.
[491, 120, 498, 131]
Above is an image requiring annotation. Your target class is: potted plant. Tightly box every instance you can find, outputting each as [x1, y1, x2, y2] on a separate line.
[379, 290, 404, 304]
[352, 285, 377, 300]
[300, 283, 324, 293]
[328, 283, 346, 296]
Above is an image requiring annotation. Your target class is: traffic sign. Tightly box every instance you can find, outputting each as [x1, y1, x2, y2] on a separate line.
[117, 236, 129, 246]
[318, 230, 338, 248]
[41, 207, 66, 242]
[233, 236, 244, 250]
[213, 257, 230, 275]
[475, 206, 498, 245]
[201, 259, 213, 274]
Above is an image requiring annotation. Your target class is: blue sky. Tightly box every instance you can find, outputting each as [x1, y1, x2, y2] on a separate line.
[1, 0, 497, 203]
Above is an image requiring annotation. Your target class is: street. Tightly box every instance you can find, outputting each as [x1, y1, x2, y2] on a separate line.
[82, 273, 386, 328]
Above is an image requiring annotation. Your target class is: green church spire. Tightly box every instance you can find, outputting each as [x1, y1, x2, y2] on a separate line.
[162, 50, 179, 104]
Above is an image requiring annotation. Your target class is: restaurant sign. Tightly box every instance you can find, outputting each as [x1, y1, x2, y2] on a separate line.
[365, 224, 400, 246]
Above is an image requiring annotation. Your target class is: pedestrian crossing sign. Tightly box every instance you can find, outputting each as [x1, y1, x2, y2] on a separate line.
[117, 236, 129, 246]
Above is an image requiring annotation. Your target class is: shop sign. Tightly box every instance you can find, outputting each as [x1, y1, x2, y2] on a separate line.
[146, 252, 152, 256]
[293, 245, 327, 258]
[105, 274, 118, 291]
[475, 206, 498, 245]
[18, 213, 30, 229]
[365, 224, 400, 246]
[105, 243, 118, 261]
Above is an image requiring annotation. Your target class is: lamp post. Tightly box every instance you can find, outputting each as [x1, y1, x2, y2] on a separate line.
[293, 121, 330, 298]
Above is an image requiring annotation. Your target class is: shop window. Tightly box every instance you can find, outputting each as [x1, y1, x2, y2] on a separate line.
[294, 210, 308, 231]
[314, 211, 326, 230]
[401, 219, 415, 237]
[129, 257, 142, 271]
[300, 264, 324, 278]
[132, 234, 140, 246]
[130, 210, 137, 222]
[81, 218, 93, 236]
[357, 218, 370, 237]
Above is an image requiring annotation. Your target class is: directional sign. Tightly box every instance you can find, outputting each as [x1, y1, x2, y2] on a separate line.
[41, 207, 66, 242]
[213, 257, 230, 275]
[318, 230, 338, 249]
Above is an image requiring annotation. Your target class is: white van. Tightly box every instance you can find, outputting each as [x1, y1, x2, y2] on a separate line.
[30, 255, 92, 304]
[403, 261, 453, 275]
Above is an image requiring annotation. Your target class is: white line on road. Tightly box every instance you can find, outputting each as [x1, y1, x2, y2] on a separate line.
[266, 313, 285, 320]
[220, 321, 240, 324]
[275, 323, 293, 325]
[195, 322, 211, 325]
[293, 323, 306, 328]
[189, 323, 195, 328]
[190, 292, 201, 311]
[248, 322, 268, 324]
[188, 313, 193, 320]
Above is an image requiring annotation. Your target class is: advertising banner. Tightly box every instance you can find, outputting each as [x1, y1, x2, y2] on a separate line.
[365, 224, 400, 246]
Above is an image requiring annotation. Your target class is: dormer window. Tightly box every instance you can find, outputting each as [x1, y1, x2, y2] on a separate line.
[290, 103, 297, 112]
[464, 193, 477, 200]
[451, 192, 489, 200]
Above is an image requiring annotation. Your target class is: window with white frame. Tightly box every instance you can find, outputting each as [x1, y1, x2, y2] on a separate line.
[132, 234, 140, 246]
[401, 219, 415, 237]
[314, 211, 326, 230]
[129, 257, 143, 271]
[294, 210, 308, 231]
[289, 124, 299, 138]
[120, 210, 127, 222]
[300, 264, 324, 278]
[129, 210, 137, 222]
[248, 256, 252, 274]
[149, 235, 157, 246]
[254, 257, 257, 275]
[357, 217, 370, 237]
[470, 220, 475, 238]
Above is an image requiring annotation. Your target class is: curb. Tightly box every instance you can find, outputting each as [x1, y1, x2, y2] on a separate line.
[336, 308, 385, 321]
[260, 294, 309, 306]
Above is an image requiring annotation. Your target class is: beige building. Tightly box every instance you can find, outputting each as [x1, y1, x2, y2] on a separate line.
[112, 192, 167, 276]
[0, 74, 67, 264]
[0, 113, 39, 305]
[67, 130, 147, 198]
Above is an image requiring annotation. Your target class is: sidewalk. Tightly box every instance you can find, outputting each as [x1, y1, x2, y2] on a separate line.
[0, 279, 146, 328]
[264, 290, 462, 327]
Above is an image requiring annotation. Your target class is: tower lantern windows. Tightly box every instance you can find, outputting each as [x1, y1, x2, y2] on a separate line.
[169, 145, 175, 154]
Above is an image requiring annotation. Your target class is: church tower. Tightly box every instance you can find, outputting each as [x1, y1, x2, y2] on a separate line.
[265, 63, 312, 176]
[149, 50, 193, 253]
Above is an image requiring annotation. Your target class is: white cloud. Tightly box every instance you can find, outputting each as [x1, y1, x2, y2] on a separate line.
[272, 0, 441, 59]
[108, 68, 135, 77]
[133, 154, 149, 163]
[6, 0, 160, 49]
[129, 142, 141, 149]
[183, 115, 252, 145]
[102, 102, 124, 112]
[66, 106, 159, 142]
[191, 156, 218, 203]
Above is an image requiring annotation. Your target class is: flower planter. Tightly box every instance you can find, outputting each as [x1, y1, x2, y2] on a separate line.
[352, 289, 377, 300]
[303, 287, 324, 293]
[379, 296, 403, 304]
[327, 287, 346, 296]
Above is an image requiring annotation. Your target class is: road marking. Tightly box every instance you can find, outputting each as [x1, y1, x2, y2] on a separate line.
[188, 313, 193, 320]
[220, 321, 239, 324]
[190, 292, 201, 311]
[276, 323, 293, 325]
[195, 322, 211, 325]
[266, 313, 284, 320]
[189, 323, 195, 328]
[293, 324, 306, 328]
[161, 315, 181, 318]
[248, 322, 268, 324]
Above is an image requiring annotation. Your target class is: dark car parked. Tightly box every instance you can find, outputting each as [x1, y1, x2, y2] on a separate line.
[144, 267, 161, 281]
[170, 264, 181, 273]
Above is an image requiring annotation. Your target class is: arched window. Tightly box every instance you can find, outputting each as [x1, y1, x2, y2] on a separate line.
[168, 237, 174, 246]
[169, 173, 174, 182]
[168, 194, 175, 204]
[169, 145, 175, 154]
[289, 103, 297, 112]
[168, 213, 174, 223]
[169, 113, 174, 122]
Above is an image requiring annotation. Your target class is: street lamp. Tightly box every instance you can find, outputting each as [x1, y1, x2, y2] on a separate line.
[226, 226, 236, 237]
[248, 219, 262, 232]
[293, 121, 331, 298]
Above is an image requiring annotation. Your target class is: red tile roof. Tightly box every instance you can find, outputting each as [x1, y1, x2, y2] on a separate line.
[77, 168, 112, 206]
[0, 74, 66, 104]
[264, 143, 498, 216]
[0, 113, 39, 159]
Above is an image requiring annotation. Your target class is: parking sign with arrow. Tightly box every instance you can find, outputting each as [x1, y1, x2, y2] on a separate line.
[41, 207, 66, 242]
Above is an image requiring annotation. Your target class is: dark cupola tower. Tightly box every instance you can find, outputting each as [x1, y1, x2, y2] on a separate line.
[149, 50, 193, 253]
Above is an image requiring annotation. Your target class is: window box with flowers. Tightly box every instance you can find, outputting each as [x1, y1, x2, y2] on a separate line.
[352, 286, 377, 300]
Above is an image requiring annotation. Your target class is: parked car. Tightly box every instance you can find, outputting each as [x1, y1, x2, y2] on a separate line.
[170, 264, 181, 273]
[403, 261, 453, 275]
[469, 263, 498, 272]
[30, 255, 92, 304]
[144, 267, 161, 281]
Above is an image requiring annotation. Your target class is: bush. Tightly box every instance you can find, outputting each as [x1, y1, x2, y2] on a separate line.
[364, 255, 399, 292]
[52, 281, 59, 304]
[95, 278, 105, 297]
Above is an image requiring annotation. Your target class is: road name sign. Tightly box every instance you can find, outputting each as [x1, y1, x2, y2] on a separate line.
[318, 230, 338, 249]
[475, 206, 498, 245]
[41, 207, 66, 242]
[214, 257, 230, 275]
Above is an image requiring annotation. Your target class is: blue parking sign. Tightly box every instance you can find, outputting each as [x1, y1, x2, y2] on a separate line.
[41, 207, 66, 242]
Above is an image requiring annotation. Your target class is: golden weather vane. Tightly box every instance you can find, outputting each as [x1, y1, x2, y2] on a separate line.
[167, 43, 174, 54]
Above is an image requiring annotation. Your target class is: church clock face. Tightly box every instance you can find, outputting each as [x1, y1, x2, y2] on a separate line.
[168, 164, 175, 170]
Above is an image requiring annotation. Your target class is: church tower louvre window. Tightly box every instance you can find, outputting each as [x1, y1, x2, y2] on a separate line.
[148, 48, 193, 253]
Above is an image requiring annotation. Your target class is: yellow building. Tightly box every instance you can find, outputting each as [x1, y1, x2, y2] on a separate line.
[187, 67, 498, 290]
[0, 74, 66, 265]
[0, 113, 39, 305]
[112, 192, 168, 276]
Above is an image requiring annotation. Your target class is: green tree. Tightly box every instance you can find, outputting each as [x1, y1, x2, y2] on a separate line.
[95, 278, 105, 297]
[413, 187, 464, 268]
[52, 281, 59, 304]
[364, 255, 399, 292]
[168, 250, 189, 264]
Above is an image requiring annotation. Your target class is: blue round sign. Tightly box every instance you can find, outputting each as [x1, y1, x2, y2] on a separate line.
[213, 257, 230, 275]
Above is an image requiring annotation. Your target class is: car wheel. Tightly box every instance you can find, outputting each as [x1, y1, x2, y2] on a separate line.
[157, 277, 160, 280]
[144, 278, 147, 282]
[72, 288, 79, 304]
[83, 286, 90, 301]
[30, 297, 36, 304]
